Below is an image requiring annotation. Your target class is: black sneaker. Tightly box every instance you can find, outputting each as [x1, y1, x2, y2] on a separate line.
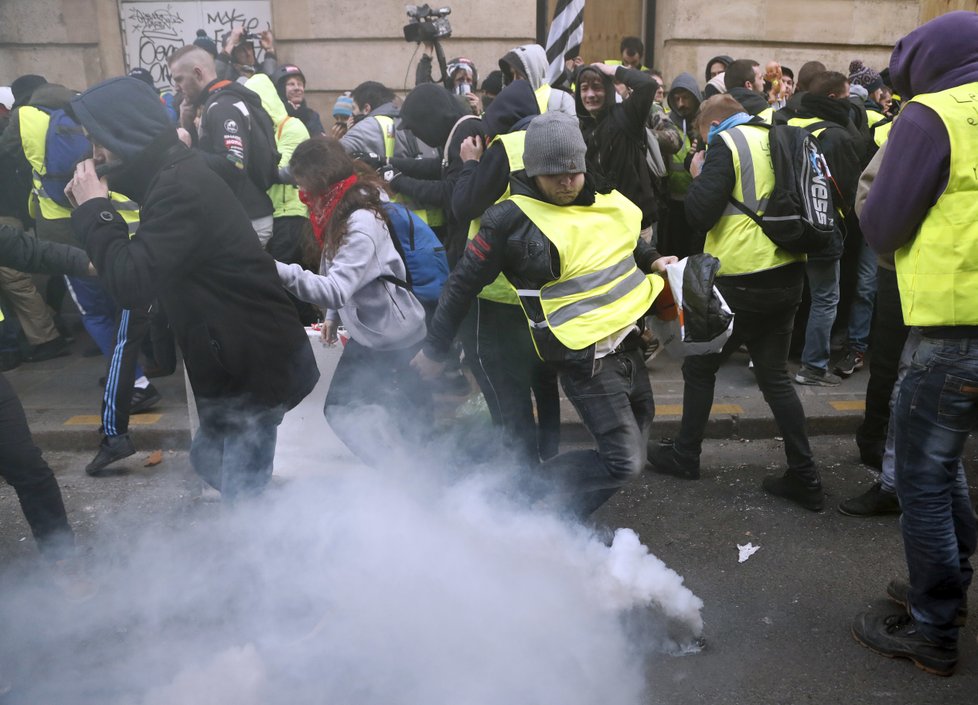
[23, 336, 70, 363]
[886, 579, 968, 627]
[761, 471, 824, 511]
[851, 609, 957, 676]
[648, 441, 700, 480]
[129, 384, 162, 414]
[85, 434, 136, 476]
[835, 349, 865, 377]
[838, 482, 901, 517]
[794, 366, 841, 387]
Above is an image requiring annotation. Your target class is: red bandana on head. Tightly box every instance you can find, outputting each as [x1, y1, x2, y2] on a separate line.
[299, 174, 358, 246]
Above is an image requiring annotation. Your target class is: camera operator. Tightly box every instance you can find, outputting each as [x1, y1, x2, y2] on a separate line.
[417, 50, 482, 115]
[217, 25, 277, 83]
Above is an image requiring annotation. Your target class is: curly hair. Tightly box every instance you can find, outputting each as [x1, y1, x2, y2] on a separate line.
[289, 136, 392, 261]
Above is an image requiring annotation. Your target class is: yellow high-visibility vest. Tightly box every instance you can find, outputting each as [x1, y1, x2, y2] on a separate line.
[509, 189, 663, 356]
[706, 124, 804, 275]
[894, 82, 978, 326]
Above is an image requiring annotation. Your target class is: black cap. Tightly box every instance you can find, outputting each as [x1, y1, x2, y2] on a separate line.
[128, 67, 156, 88]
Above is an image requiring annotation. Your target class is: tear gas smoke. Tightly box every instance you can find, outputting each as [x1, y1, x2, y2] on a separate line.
[0, 408, 703, 704]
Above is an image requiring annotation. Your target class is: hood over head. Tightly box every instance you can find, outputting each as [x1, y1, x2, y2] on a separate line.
[573, 65, 615, 121]
[400, 82, 469, 148]
[499, 44, 549, 89]
[71, 77, 175, 164]
[667, 72, 702, 114]
[889, 10, 978, 99]
[11, 74, 46, 108]
[483, 79, 539, 139]
[704, 55, 733, 83]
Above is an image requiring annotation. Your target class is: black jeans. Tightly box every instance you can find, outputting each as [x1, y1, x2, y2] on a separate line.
[324, 338, 432, 467]
[536, 347, 654, 518]
[190, 398, 285, 500]
[0, 372, 73, 557]
[675, 280, 816, 479]
[857, 266, 909, 448]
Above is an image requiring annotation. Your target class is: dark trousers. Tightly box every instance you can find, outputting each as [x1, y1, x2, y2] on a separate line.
[675, 279, 816, 479]
[472, 299, 560, 463]
[857, 267, 908, 448]
[535, 347, 654, 518]
[324, 337, 433, 467]
[0, 372, 72, 557]
[101, 307, 151, 437]
[190, 399, 285, 500]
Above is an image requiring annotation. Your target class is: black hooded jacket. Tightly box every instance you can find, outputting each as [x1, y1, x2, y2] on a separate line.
[427, 171, 662, 364]
[68, 77, 317, 409]
[575, 66, 658, 227]
[452, 79, 539, 223]
[727, 87, 771, 116]
[196, 79, 274, 219]
[390, 83, 486, 264]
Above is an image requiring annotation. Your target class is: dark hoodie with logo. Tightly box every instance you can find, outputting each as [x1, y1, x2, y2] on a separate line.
[452, 79, 539, 223]
[861, 10, 978, 257]
[68, 77, 317, 409]
[196, 78, 274, 219]
[391, 82, 486, 264]
[574, 66, 658, 227]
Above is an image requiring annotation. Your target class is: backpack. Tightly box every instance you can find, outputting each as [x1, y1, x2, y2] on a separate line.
[380, 202, 449, 304]
[206, 89, 281, 191]
[727, 123, 835, 254]
[39, 108, 90, 209]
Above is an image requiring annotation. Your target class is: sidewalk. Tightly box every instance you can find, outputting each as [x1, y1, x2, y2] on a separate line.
[6, 326, 870, 452]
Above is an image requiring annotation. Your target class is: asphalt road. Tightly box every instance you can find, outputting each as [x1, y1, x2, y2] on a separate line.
[1, 436, 975, 704]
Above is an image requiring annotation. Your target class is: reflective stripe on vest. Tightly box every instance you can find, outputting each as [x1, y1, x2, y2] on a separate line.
[508, 189, 663, 353]
[467, 131, 526, 305]
[708, 124, 803, 276]
[373, 115, 396, 160]
[895, 83, 978, 326]
[19, 106, 73, 220]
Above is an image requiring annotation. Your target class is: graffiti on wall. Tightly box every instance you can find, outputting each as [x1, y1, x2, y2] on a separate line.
[120, 1, 271, 89]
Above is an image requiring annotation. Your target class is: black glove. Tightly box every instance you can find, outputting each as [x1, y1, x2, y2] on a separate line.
[350, 151, 386, 171]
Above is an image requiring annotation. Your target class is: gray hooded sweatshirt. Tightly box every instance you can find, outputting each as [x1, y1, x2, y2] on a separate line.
[499, 44, 576, 117]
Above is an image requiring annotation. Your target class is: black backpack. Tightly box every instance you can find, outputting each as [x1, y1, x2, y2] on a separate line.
[205, 88, 281, 191]
[728, 123, 835, 254]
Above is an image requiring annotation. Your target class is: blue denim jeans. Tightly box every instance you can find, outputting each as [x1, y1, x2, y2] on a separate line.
[537, 347, 654, 518]
[800, 259, 840, 373]
[846, 239, 877, 353]
[893, 333, 978, 645]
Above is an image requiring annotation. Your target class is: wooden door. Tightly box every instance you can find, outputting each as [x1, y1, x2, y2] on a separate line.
[542, 0, 645, 64]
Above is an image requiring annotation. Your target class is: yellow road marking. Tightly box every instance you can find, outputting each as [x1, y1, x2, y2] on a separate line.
[829, 400, 865, 412]
[656, 404, 743, 416]
[65, 414, 162, 426]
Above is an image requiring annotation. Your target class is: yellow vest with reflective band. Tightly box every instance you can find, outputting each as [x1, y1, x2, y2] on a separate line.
[866, 109, 886, 130]
[374, 115, 445, 227]
[757, 107, 774, 124]
[534, 84, 552, 114]
[20, 106, 140, 231]
[894, 83, 978, 326]
[467, 130, 525, 304]
[707, 124, 804, 275]
[668, 130, 693, 199]
[508, 189, 664, 355]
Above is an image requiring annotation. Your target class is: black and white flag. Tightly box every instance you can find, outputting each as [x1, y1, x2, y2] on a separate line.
[545, 0, 585, 84]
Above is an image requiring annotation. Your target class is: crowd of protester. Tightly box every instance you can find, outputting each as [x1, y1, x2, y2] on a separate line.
[0, 9, 975, 680]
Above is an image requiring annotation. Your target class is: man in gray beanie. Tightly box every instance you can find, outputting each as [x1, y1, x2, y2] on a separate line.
[413, 110, 676, 519]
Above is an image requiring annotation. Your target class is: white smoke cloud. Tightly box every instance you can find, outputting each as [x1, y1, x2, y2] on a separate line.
[0, 418, 703, 704]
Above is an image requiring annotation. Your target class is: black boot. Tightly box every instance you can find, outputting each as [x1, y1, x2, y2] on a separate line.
[648, 440, 700, 480]
[86, 434, 135, 476]
[851, 609, 957, 676]
[761, 469, 824, 511]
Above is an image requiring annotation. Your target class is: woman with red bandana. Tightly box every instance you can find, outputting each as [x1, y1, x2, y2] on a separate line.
[276, 137, 431, 464]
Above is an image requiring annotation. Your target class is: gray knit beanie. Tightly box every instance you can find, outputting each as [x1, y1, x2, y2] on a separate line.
[522, 111, 587, 177]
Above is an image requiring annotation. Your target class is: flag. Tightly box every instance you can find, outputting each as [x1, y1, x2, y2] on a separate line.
[544, 0, 585, 84]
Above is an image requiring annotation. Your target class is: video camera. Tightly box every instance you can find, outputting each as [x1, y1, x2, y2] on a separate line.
[403, 4, 452, 43]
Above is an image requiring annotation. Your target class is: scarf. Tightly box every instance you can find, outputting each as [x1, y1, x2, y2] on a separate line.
[707, 111, 753, 145]
[299, 174, 358, 246]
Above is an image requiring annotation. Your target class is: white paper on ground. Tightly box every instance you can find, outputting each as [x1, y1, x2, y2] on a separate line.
[737, 542, 760, 563]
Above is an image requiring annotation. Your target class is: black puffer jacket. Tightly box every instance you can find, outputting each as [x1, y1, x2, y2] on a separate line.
[575, 66, 658, 227]
[426, 172, 662, 364]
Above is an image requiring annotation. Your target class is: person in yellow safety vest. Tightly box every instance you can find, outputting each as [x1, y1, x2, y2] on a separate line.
[662, 72, 702, 258]
[605, 36, 649, 73]
[649, 94, 824, 512]
[847, 59, 887, 131]
[412, 111, 676, 519]
[850, 11, 978, 676]
[782, 70, 866, 388]
[498, 43, 577, 117]
[724, 59, 774, 124]
[452, 79, 560, 463]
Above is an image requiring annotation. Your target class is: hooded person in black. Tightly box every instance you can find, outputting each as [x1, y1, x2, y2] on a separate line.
[388, 82, 486, 265]
[574, 63, 658, 231]
[66, 76, 318, 500]
[704, 55, 733, 84]
[659, 72, 702, 258]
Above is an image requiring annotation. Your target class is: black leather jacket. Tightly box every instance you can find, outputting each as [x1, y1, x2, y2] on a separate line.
[426, 172, 662, 364]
